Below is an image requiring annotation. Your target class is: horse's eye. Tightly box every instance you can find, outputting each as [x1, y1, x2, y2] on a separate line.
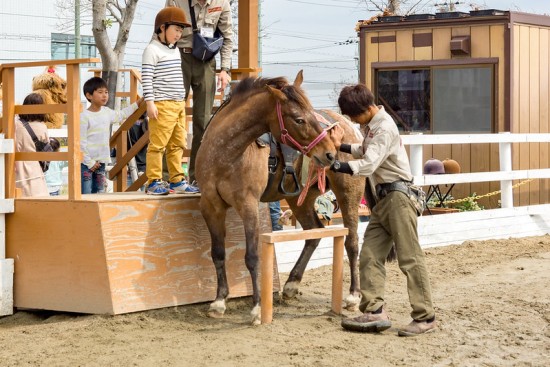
[295, 118, 305, 125]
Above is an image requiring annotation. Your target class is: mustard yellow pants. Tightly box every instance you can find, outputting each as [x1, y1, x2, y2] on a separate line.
[146, 100, 187, 184]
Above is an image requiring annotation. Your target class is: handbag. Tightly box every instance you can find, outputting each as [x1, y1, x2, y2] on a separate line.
[21, 120, 53, 172]
[188, 0, 223, 61]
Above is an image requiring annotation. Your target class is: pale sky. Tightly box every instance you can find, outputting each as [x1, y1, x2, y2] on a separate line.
[259, 0, 549, 109]
[124, 0, 549, 109]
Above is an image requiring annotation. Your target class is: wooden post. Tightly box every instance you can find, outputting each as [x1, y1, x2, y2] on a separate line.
[260, 241, 274, 324]
[331, 235, 344, 315]
[2, 68, 16, 198]
[238, 0, 259, 78]
[409, 133, 424, 179]
[66, 64, 82, 200]
[498, 132, 513, 208]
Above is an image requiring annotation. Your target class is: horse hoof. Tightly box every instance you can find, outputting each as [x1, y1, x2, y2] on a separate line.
[344, 293, 361, 312]
[282, 281, 300, 300]
[250, 305, 261, 326]
[207, 300, 226, 318]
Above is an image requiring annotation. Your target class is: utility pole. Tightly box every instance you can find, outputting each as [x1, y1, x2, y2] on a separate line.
[75, 0, 81, 58]
[258, 0, 262, 76]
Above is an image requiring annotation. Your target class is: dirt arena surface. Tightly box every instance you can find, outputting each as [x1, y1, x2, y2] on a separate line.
[1, 235, 549, 366]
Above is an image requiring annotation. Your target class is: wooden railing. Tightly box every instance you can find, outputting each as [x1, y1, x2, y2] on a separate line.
[1, 61, 257, 197]
[0, 58, 100, 200]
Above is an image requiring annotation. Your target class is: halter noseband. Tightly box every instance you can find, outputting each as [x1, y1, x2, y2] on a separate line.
[276, 102, 328, 155]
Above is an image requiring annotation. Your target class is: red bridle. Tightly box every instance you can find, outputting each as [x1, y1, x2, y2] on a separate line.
[276, 102, 328, 155]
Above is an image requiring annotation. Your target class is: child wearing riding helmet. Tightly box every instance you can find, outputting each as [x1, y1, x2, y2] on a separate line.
[142, 6, 198, 195]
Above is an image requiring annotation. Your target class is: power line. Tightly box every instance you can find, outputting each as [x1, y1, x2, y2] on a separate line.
[284, 0, 363, 9]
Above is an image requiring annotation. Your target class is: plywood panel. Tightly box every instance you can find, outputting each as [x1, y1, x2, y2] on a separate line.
[6, 196, 279, 314]
[7, 201, 112, 313]
[366, 32, 379, 90]
[517, 25, 531, 206]
[512, 25, 521, 205]
[541, 29, 550, 204]
[451, 26, 470, 37]
[432, 27, 452, 60]
[471, 25, 491, 58]
[378, 31, 396, 62]
[490, 25, 506, 132]
[470, 142, 491, 208]
[396, 29, 413, 61]
[528, 27, 540, 204]
[432, 145, 452, 165]
[413, 30, 433, 61]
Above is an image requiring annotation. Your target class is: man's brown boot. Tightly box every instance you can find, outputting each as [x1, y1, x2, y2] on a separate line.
[341, 308, 391, 333]
[397, 318, 436, 336]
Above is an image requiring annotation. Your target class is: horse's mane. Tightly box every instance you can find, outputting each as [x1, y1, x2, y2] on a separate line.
[229, 76, 312, 109]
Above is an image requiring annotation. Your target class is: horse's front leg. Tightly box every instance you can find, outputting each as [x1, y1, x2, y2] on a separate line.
[201, 201, 229, 318]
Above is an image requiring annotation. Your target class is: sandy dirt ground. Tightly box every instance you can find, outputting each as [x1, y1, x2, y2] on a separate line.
[1, 235, 549, 367]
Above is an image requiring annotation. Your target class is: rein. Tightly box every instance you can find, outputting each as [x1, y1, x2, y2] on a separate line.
[276, 102, 328, 155]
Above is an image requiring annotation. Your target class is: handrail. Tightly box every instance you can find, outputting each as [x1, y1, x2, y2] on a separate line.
[0, 58, 100, 73]
[1, 58, 100, 200]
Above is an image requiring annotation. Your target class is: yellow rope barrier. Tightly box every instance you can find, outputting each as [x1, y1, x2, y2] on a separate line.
[434, 179, 533, 205]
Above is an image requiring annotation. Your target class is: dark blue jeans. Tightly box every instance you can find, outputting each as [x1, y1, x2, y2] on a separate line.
[269, 201, 283, 231]
[81, 163, 106, 194]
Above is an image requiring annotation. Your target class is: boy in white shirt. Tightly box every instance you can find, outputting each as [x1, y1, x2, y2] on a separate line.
[80, 76, 143, 194]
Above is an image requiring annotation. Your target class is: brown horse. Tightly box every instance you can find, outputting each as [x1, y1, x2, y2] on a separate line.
[196, 71, 365, 324]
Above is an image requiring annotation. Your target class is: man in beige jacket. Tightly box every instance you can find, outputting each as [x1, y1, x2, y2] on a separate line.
[330, 84, 436, 337]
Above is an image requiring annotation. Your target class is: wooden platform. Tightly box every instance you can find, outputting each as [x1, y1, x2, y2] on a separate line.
[6, 192, 279, 314]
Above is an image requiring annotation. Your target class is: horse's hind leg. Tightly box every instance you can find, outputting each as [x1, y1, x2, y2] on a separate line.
[331, 174, 363, 311]
[282, 198, 324, 300]
[200, 199, 229, 318]
[234, 200, 262, 325]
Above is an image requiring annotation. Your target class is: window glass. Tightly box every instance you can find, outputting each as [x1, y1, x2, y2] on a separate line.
[377, 69, 431, 133]
[51, 33, 97, 65]
[433, 67, 492, 133]
[376, 66, 493, 134]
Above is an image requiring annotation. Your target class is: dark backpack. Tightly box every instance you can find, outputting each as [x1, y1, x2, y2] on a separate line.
[21, 120, 53, 172]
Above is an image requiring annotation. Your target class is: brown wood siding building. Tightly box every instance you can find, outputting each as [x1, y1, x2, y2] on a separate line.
[358, 11, 550, 207]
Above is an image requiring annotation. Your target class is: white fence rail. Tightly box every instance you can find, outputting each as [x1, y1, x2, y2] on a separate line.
[404, 133, 550, 208]
[276, 133, 550, 273]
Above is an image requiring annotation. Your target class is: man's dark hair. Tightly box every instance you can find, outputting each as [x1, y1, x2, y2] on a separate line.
[338, 84, 375, 117]
[19, 93, 45, 122]
[83, 77, 108, 102]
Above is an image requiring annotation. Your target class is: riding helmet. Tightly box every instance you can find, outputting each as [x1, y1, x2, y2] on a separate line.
[154, 6, 190, 33]
[442, 158, 461, 174]
[423, 158, 445, 174]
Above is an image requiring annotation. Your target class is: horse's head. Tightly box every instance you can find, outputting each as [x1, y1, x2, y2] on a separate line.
[266, 71, 336, 167]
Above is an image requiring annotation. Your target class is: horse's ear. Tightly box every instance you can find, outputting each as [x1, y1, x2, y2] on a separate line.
[266, 85, 288, 102]
[293, 70, 304, 87]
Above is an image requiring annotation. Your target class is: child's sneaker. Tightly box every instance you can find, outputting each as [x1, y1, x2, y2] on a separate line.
[146, 179, 169, 195]
[170, 179, 200, 194]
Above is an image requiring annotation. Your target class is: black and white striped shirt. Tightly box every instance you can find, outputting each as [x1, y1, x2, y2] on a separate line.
[142, 39, 185, 102]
